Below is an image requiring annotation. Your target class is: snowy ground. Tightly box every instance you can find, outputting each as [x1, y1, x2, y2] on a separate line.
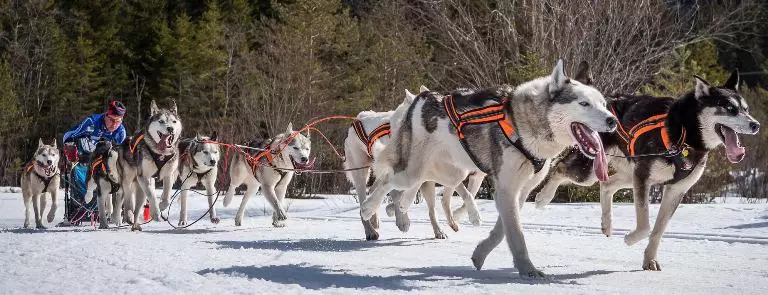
[0, 189, 767, 294]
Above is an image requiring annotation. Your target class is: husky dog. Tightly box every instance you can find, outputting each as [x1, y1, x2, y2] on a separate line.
[223, 123, 312, 227]
[360, 60, 617, 277]
[176, 133, 221, 226]
[115, 100, 183, 231]
[344, 86, 484, 240]
[83, 140, 121, 229]
[534, 71, 760, 271]
[20, 139, 61, 229]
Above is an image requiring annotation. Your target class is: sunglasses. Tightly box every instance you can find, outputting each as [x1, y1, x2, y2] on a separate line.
[106, 116, 123, 124]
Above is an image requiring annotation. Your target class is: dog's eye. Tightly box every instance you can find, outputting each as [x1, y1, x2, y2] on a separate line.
[159, 120, 165, 124]
[203, 151, 209, 154]
[579, 101, 590, 107]
[293, 147, 299, 150]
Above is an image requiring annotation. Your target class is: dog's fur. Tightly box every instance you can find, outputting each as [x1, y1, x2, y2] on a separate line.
[84, 140, 121, 229]
[176, 133, 221, 226]
[223, 123, 312, 227]
[344, 86, 484, 240]
[20, 139, 61, 229]
[534, 71, 760, 270]
[360, 60, 617, 277]
[115, 100, 183, 231]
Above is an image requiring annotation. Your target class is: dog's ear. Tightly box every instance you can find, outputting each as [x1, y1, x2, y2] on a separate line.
[286, 122, 294, 133]
[304, 129, 311, 139]
[573, 61, 593, 85]
[150, 100, 159, 116]
[404, 89, 416, 104]
[549, 59, 567, 94]
[38, 138, 44, 148]
[210, 131, 218, 141]
[195, 132, 202, 141]
[723, 69, 740, 92]
[419, 85, 430, 93]
[694, 75, 711, 99]
[52, 138, 57, 149]
[170, 99, 178, 115]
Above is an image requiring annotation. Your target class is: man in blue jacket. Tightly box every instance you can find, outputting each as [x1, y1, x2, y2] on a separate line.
[61, 101, 127, 225]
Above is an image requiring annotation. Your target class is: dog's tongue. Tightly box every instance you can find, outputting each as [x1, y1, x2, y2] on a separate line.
[588, 128, 609, 182]
[158, 133, 170, 153]
[293, 157, 316, 170]
[721, 125, 745, 163]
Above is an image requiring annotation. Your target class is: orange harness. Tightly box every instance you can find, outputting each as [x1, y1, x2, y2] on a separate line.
[611, 106, 687, 157]
[442, 95, 545, 173]
[26, 162, 58, 192]
[351, 120, 391, 157]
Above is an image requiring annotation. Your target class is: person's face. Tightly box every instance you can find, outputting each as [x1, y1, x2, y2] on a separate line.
[105, 115, 123, 132]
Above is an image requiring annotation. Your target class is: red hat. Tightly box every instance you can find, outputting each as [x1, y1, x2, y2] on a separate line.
[107, 101, 126, 117]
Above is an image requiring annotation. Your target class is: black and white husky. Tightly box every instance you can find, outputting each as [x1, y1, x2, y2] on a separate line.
[344, 86, 484, 240]
[116, 100, 183, 231]
[20, 139, 61, 229]
[84, 140, 121, 229]
[360, 60, 617, 277]
[223, 123, 312, 227]
[534, 70, 760, 270]
[176, 133, 221, 226]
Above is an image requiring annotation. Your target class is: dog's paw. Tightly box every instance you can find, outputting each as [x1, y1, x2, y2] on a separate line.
[223, 195, 233, 207]
[98, 223, 109, 229]
[23, 221, 30, 228]
[385, 203, 396, 217]
[601, 220, 612, 237]
[210, 216, 220, 224]
[395, 212, 410, 232]
[370, 213, 380, 229]
[35, 223, 47, 230]
[366, 231, 380, 241]
[131, 224, 142, 231]
[448, 219, 460, 232]
[272, 220, 286, 228]
[643, 259, 661, 271]
[234, 218, 242, 227]
[47, 212, 56, 223]
[534, 199, 549, 209]
[359, 205, 376, 221]
[434, 231, 448, 239]
[624, 229, 648, 246]
[471, 256, 485, 270]
[159, 200, 169, 211]
[178, 220, 187, 227]
[274, 210, 287, 221]
[468, 211, 482, 227]
[520, 268, 548, 279]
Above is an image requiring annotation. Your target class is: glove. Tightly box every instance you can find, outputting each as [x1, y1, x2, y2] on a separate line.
[63, 142, 79, 163]
[78, 137, 96, 153]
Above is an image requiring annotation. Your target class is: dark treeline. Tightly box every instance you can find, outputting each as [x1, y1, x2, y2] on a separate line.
[0, 0, 766, 201]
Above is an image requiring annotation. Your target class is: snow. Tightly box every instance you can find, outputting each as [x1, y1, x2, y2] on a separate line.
[1, 190, 767, 294]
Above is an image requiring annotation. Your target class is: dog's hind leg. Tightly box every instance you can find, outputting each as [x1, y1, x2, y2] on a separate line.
[393, 188, 416, 232]
[421, 182, 447, 239]
[451, 174, 484, 222]
[22, 189, 31, 228]
[350, 166, 379, 240]
[471, 216, 505, 270]
[534, 173, 570, 209]
[624, 176, 652, 246]
[97, 180, 111, 229]
[455, 183, 481, 226]
[599, 172, 632, 237]
[440, 186, 459, 231]
[360, 176, 395, 221]
[234, 180, 260, 226]
[495, 171, 544, 278]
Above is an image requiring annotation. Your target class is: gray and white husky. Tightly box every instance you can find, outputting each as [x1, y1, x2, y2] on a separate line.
[115, 100, 183, 231]
[176, 133, 221, 226]
[360, 60, 617, 278]
[20, 139, 61, 229]
[534, 70, 760, 271]
[84, 140, 121, 229]
[344, 86, 484, 240]
[223, 123, 312, 227]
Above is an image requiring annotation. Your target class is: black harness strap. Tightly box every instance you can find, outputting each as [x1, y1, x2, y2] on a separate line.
[27, 163, 58, 192]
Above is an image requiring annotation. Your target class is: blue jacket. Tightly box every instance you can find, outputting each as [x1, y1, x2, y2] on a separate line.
[63, 114, 126, 147]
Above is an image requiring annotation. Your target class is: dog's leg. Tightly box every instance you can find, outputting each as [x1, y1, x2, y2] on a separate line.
[47, 178, 59, 224]
[393, 189, 416, 232]
[204, 176, 220, 224]
[599, 173, 632, 237]
[494, 172, 544, 278]
[32, 192, 45, 229]
[440, 186, 459, 231]
[624, 175, 652, 245]
[158, 167, 178, 212]
[132, 176, 157, 231]
[360, 177, 395, 221]
[23, 190, 31, 228]
[421, 182, 446, 239]
[351, 166, 378, 240]
[97, 180, 110, 229]
[234, 180, 260, 226]
[223, 165, 246, 208]
[40, 191, 48, 224]
[534, 173, 569, 209]
[263, 183, 287, 228]
[178, 175, 195, 227]
[643, 178, 697, 271]
[455, 183, 481, 226]
[272, 172, 294, 228]
[471, 216, 505, 270]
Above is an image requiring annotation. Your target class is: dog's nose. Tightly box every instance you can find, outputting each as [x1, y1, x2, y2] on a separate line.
[166, 126, 174, 133]
[750, 121, 760, 133]
[210, 160, 217, 166]
[300, 156, 308, 163]
[605, 117, 618, 130]
[46, 160, 52, 165]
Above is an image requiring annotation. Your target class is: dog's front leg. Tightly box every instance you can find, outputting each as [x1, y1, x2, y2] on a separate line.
[440, 186, 459, 231]
[471, 216, 505, 270]
[420, 182, 447, 239]
[272, 172, 294, 227]
[97, 180, 110, 229]
[47, 179, 60, 223]
[360, 176, 395, 221]
[203, 176, 219, 224]
[262, 182, 287, 228]
[32, 192, 45, 229]
[159, 166, 178, 212]
[133, 176, 158, 230]
[234, 180, 260, 226]
[599, 172, 632, 237]
[455, 183, 481, 226]
[494, 173, 544, 278]
[23, 191, 31, 228]
[624, 175, 652, 246]
[177, 174, 195, 226]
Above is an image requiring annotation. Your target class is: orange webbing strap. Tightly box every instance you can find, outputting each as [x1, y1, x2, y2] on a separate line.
[26, 163, 33, 173]
[130, 134, 145, 155]
[610, 106, 630, 143]
[366, 123, 391, 155]
[628, 114, 667, 135]
[661, 127, 687, 151]
[89, 156, 105, 179]
[443, 95, 511, 139]
[628, 121, 666, 157]
[352, 120, 369, 147]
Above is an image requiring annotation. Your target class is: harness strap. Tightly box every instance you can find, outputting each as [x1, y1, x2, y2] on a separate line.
[351, 120, 391, 157]
[26, 163, 58, 192]
[443, 95, 545, 173]
[610, 107, 688, 157]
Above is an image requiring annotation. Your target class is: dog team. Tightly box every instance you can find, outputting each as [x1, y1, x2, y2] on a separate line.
[20, 59, 761, 276]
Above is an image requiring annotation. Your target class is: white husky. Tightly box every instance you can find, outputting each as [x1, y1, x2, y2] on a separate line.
[20, 139, 61, 229]
[176, 134, 221, 226]
[224, 123, 312, 227]
[344, 86, 484, 240]
[360, 60, 617, 277]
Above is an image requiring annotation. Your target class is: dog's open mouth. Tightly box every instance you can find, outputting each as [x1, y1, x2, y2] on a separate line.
[35, 161, 56, 176]
[716, 124, 745, 163]
[291, 156, 315, 170]
[156, 131, 174, 153]
[570, 122, 608, 182]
